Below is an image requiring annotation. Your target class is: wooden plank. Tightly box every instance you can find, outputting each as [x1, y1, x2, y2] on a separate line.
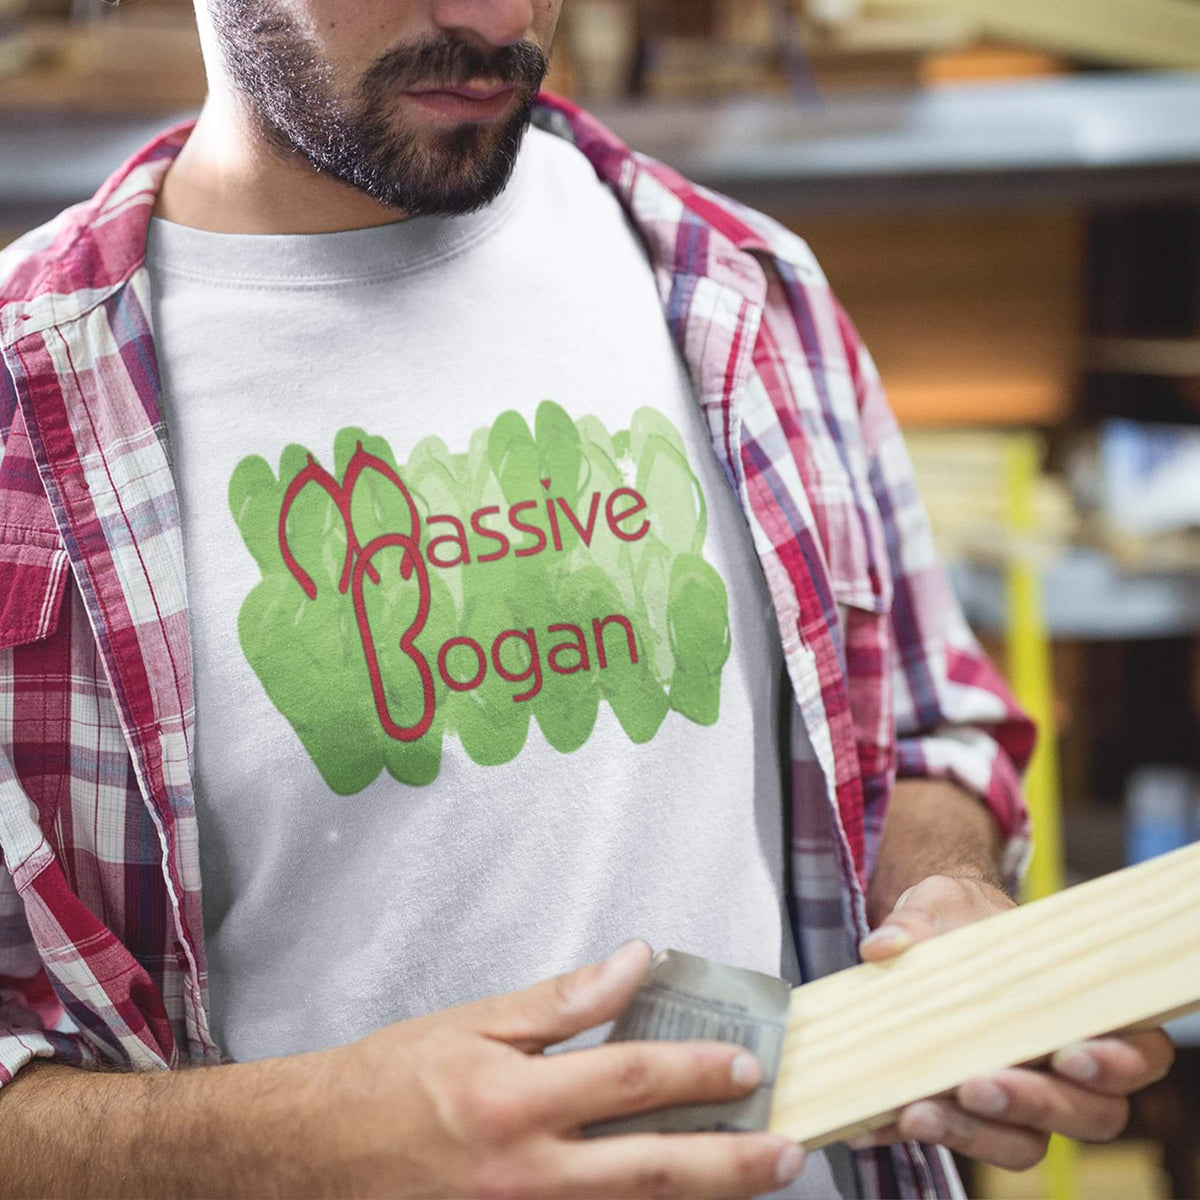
[867, 0, 1200, 69]
[768, 842, 1200, 1149]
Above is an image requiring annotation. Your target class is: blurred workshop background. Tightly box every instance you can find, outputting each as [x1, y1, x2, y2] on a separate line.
[2, 1, 1199, 1197]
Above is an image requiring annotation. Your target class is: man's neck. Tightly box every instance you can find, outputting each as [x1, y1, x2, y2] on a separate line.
[154, 95, 412, 235]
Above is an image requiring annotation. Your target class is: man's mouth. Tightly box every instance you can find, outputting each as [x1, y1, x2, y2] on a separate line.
[403, 83, 520, 121]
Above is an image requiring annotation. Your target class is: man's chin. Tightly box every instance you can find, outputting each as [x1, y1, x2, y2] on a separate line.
[350, 155, 515, 218]
[395, 120, 532, 214]
[318, 89, 535, 217]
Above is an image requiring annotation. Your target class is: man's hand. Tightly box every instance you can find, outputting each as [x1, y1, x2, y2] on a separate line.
[0, 941, 805, 1199]
[850, 876, 1176, 1169]
[320, 940, 806, 1199]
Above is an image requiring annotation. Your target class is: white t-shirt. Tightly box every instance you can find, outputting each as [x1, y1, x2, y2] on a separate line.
[147, 125, 849, 1198]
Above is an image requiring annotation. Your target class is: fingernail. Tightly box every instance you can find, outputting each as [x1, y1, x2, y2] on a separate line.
[861, 925, 913, 952]
[775, 1144, 805, 1186]
[960, 1079, 1008, 1117]
[905, 1102, 946, 1142]
[731, 1053, 763, 1089]
[894, 887, 916, 911]
[605, 940, 649, 972]
[1052, 1046, 1099, 1083]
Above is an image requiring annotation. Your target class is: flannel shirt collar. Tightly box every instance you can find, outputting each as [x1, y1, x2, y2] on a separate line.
[0, 122, 192, 347]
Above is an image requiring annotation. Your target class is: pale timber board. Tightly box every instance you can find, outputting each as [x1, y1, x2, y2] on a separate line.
[867, 0, 1200, 69]
[768, 842, 1200, 1150]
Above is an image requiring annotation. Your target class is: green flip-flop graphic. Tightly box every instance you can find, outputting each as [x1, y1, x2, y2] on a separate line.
[229, 400, 731, 793]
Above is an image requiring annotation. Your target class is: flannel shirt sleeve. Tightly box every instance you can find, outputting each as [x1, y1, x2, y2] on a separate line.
[0, 850, 96, 1088]
[841, 304, 1035, 883]
[0, 367, 95, 1088]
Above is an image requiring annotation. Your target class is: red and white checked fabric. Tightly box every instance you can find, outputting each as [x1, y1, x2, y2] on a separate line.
[0, 95, 1033, 1198]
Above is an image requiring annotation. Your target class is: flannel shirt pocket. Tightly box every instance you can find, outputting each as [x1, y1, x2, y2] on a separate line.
[809, 451, 893, 620]
[0, 535, 70, 651]
[824, 501, 891, 617]
[812, 461, 897, 798]
[786, 369, 894, 618]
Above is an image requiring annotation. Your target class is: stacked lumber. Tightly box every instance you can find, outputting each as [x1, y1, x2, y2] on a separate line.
[616, 0, 1200, 101]
[862, 0, 1200, 71]
[573, 0, 1075, 101]
[901, 430, 1077, 565]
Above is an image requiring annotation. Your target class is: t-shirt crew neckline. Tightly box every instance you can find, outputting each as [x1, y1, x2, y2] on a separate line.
[144, 130, 533, 288]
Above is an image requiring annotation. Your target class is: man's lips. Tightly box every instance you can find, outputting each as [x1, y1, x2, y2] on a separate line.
[403, 83, 520, 121]
[410, 84, 515, 100]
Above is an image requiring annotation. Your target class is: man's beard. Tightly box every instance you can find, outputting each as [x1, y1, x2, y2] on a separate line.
[208, 2, 550, 217]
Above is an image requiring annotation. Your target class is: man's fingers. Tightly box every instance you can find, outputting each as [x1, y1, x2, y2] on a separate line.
[851, 1028, 1173, 1166]
[466, 940, 653, 1052]
[896, 1099, 1050, 1171]
[851, 1099, 1050, 1170]
[530, 1040, 764, 1129]
[958, 1069, 1130, 1142]
[1050, 1031, 1176, 1095]
[555, 1132, 805, 1199]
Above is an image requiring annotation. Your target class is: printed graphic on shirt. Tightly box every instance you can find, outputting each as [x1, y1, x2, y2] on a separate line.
[229, 401, 730, 794]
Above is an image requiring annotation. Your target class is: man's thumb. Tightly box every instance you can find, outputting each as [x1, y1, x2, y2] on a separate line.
[860, 889, 938, 962]
[471, 940, 653, 1052]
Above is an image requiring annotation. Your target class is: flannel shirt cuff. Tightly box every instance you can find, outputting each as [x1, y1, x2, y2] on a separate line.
[0, 1023, 93, 1089]
[896, 728, 1033, 893]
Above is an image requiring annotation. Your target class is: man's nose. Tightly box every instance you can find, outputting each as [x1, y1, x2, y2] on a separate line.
[431, 0, 536, 48]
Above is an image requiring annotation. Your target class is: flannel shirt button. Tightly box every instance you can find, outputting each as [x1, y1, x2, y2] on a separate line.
[173, 940, 188, 969]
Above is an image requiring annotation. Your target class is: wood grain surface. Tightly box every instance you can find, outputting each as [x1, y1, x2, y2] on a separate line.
[768, 842, 1200, 1149]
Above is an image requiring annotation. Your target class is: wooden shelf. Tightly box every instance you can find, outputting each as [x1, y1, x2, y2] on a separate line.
[798, 207, 1082, 427]
[0, 18, 206, 114]
[1089, 337, 1200, 378]
[590, 72, 1200, 211]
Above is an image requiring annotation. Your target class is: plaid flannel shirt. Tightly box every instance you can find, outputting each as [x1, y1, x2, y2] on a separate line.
[0, 94, 1033, 1199]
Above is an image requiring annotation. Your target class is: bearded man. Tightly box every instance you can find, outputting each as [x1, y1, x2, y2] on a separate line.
[0, 2, 1173, 1197]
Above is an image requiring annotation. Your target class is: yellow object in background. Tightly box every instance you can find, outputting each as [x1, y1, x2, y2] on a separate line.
[1005, 435, 1066, 902]
[1003, 434, 1075, 1200]
[976, 1142, 1170, 1200]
